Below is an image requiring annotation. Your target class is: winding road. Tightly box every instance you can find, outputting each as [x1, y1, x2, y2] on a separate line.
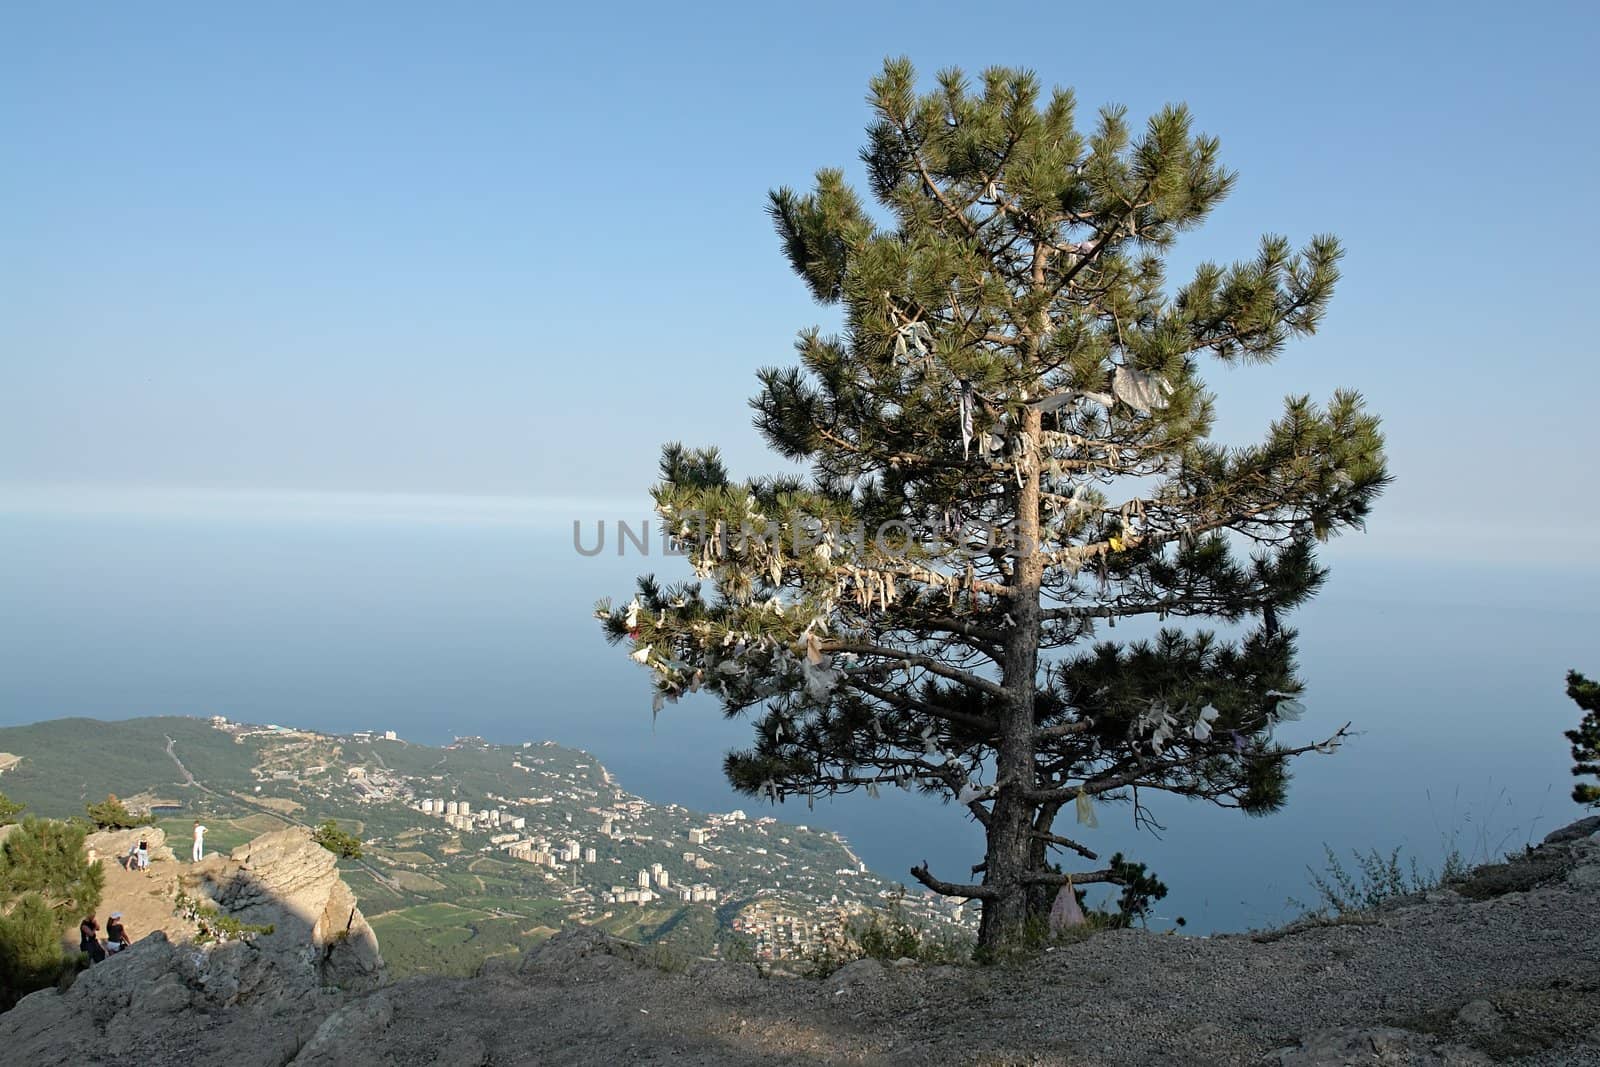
[161, 733, 421, 901]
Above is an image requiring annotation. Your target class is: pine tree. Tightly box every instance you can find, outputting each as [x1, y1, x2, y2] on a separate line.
[84, 793, 146, 830]
[0, 817, 104, 1007]
[0, 792, 22, 827]
[1567, 670, 1600, 807]
[0, 894, 67, 1008]
[311, 820, 364, 859]
[599, 59, 1388, 950]
[0, 817, 104, 921]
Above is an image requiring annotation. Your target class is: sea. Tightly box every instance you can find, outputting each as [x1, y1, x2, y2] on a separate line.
[2, 497, 1594, 933]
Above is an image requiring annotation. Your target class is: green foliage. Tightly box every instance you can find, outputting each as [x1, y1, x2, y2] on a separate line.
[1098, 853, 1169, 928]
[0, 716, 259, 819]
[0, 893, 71, 1008]
[371, 904, 556, 978]
[173, 890, 274, 944]
[718, 932, 758, 964]
[1294, 844, 1467, 918]
[311, 819, 364, 859]
[1566, 670, 1600, 807]
[0, 818, 103, 1008]
[600, 58, 1387, 949]
[641, 941, 694, 974]
[85, 793, 148, 830]
[0, 792, 23, 827]
[0, 817, 104, 921]
[805, 895, 973, 976]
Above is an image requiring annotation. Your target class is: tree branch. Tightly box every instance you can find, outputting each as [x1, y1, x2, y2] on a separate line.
[827, 640, 1008, 701]
[1031, 829, 1098, 861]
[1023, 867, 1118, 886]
[843, 676, 997, 734]
[910, 861, 997, 899]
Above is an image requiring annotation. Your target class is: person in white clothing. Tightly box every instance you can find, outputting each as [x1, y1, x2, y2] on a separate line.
[192, 821, 206, 862]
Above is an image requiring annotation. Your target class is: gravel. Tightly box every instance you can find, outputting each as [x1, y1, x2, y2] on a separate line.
[7, 820, 1598, 1067]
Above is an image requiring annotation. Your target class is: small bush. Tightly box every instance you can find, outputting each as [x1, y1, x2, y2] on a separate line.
[1294, 844, 1467, 917]
[804, 893, 972, 976]
[173, 890, 274, 944]
[311, 820, 364, 859]
[718, 933, 757, 964]
[642, 942, 692, 974]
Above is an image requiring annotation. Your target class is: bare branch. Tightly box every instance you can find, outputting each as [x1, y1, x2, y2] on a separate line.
[910, 861, 997, 899]
[1031, 829, 1098, 861]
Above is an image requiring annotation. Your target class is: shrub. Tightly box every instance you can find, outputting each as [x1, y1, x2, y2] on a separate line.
[172, 890, 274, 944]
[0, 792, 23, 827]
[311, 820, 364, 859]
[1294, 844, 1467, 917]
[1566, 670, 1600, 806]
[0, 819, 102, 1008]
[804, 893, 973, 976]
[84, 794, 149, 831]
[0, 893, 70, 1008]
[1098, 853, 1170, 929]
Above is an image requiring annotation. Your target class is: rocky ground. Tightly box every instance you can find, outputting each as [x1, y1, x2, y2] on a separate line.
[5, 818, 1598, 1066]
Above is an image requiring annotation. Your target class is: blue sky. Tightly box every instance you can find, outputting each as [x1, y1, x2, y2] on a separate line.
[4, 2, 1598, 563]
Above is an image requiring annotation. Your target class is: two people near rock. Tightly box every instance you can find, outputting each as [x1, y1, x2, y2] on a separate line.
[78, 913, 131, 964]
[123, 839, 151, 873]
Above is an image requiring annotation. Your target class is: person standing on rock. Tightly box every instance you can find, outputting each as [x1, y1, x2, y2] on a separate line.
[191, 821, 206, 863]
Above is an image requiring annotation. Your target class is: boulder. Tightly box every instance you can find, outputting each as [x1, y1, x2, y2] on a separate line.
[829, 957, 886, 991]
[288, 991, 395, 1066]
[85, 825, 175, 865]
[1542, 815, 1600, 845]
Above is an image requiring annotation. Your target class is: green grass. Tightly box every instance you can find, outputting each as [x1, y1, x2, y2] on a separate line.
[153, 817, 255, 856]
[369, 902, 558, 977]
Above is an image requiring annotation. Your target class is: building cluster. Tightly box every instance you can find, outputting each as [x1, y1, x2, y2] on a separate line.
[729, 899, 847, 960]
[603, 860, 719, 906]
[414, 796, 526, 832]
[341, 764, 409, 804]
[501, 834, 596, 869]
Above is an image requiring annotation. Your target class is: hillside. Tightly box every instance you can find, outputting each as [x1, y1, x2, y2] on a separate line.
[0, 716, 258, 814]
[0, 715, 971, 973]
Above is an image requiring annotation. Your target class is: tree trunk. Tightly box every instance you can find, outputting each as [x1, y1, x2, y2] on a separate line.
[978, 405, 1045, 952]
[1024, 801, 1065, 919]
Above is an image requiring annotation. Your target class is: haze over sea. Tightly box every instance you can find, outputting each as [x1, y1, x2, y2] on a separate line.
[5, 5, 1600, 936]
[2, 491, 1593, 933]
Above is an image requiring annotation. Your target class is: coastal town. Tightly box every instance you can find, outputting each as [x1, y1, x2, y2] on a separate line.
[203, 715, 974, 961]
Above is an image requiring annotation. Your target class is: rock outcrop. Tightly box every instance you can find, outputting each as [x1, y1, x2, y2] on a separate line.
[0, 827, 383, 1066]
[84, 825, 176, 865]
[3, 818, 1597, 1066]
[192, 828, 383, 991]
